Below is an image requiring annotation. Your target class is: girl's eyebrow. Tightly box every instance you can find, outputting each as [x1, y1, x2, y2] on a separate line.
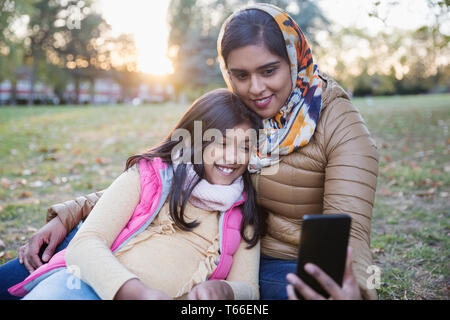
[229, 61, 280, 73]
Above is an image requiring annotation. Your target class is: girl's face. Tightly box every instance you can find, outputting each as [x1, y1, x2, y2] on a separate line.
[226, 44, 292, 119]
[203, 122, 252, 185]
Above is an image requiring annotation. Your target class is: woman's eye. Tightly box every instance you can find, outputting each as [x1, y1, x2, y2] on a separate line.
[263, 68, 276, 76]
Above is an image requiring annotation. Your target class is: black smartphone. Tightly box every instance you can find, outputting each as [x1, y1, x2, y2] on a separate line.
[295, 214, 351, 299]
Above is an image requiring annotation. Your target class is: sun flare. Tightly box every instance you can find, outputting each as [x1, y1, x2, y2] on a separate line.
[97, 0, 173, 75]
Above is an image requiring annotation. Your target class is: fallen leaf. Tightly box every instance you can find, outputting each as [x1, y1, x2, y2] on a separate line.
[30, 180, 44, 188]
[72, 149, 82, 155]
[432, 181, 443, 187]
[430, 168, 442, 175]
[21, 169, 32, 176]
[26, 226, 38, 233]
[96, 157, 111, 165]
[1, 178, 11, 189]
[45, 154, 60, 161]
[378, 189, 393, 196]
[371, 247, 384, 254]
[417, 188, 436, 197]
[409, 161, 420, 170]
[419, 178, 433, 186]
[20, 191, 32, 198]
[70, 167, 81, 174]
[3, 251, 15, 260]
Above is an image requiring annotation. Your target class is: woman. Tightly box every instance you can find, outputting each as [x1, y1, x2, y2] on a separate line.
[1, 4, 378, 300]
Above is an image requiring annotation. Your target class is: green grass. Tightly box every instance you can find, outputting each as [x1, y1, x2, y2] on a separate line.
[1, 94, 449, 299]
[353, 93, 450, 300]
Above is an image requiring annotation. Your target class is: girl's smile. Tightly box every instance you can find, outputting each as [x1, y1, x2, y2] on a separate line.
[203, 123, 253, 185]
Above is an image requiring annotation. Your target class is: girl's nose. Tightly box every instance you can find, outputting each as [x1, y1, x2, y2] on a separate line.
[223, 141, 239, 164]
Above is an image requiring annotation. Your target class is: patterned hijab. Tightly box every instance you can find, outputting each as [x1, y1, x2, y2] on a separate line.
[217, 3, 323, 173]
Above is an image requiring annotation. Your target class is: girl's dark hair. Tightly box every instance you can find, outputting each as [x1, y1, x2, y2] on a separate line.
[221, 9, 290, 67]
[125, 88, 266, 248]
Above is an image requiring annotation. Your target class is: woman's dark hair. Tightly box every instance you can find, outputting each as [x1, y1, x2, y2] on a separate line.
[125, 88, 266, 248]
[221, 9, 290, 67]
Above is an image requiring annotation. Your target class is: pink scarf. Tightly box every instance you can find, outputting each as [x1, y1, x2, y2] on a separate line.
[178, 163, 244, 212]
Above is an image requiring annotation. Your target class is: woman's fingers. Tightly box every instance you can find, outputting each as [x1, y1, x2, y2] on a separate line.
[286, 273, 325, 300]
[18, 245, 25, 264]
[286, 284, 299, 300]
[304, 263, 343, 300]
[343, 246, 354, 280]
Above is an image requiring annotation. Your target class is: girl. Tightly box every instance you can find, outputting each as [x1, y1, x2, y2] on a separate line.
[10, 89, 264, 300]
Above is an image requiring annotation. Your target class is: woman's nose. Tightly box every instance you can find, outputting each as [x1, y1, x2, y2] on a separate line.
[249, 75, 265, 96]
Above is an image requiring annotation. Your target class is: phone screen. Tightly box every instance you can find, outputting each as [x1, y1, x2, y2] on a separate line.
[295, 214, 351, 299]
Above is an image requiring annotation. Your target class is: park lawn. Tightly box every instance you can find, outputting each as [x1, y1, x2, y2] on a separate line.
[0, 93, 449, 300]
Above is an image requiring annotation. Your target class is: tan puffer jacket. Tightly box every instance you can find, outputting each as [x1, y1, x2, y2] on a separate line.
[252, 72, 379, 299]
[46, 72, 378, 299]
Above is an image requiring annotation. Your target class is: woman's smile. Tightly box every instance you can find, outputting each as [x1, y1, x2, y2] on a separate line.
[252, 95, 274, 109]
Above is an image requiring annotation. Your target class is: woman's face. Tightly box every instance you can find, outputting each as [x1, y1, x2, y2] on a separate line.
[226, 44, 292, 119]
[203, 122, 252, 185]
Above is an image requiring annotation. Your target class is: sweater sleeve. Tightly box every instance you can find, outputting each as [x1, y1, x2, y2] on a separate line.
[222, 225, 260, 300]
[65, 165, 141, 300]
[322, 97, 379, 300]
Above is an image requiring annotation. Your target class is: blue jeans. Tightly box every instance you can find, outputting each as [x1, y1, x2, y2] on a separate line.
[0, 222, 81, 300]
[22, 268, 100, 300]
[259, 254, 297, 300]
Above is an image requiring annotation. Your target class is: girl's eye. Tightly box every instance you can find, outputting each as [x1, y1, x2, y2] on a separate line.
[239, 145, 250, 152]
[234, 73, 248, 80]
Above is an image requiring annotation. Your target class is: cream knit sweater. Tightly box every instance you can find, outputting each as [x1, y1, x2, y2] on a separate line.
[65, 165, 260, 300]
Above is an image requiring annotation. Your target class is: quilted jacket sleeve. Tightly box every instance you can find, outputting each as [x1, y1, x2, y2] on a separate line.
[46, 190, 105, 232]
[321, 96, 379, 300]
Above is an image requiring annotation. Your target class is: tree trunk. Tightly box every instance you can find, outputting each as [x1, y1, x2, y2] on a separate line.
[74, 77, 80, 105]
[28, 61, 37, 105]
[11, 79, 17, 106]
[89, 77, 95, 104]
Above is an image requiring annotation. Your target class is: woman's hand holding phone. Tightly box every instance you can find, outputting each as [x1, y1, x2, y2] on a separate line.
[286, 246, 362, 300]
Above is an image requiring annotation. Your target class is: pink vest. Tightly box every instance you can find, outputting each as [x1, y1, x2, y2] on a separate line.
[9, 158, 245, 297]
